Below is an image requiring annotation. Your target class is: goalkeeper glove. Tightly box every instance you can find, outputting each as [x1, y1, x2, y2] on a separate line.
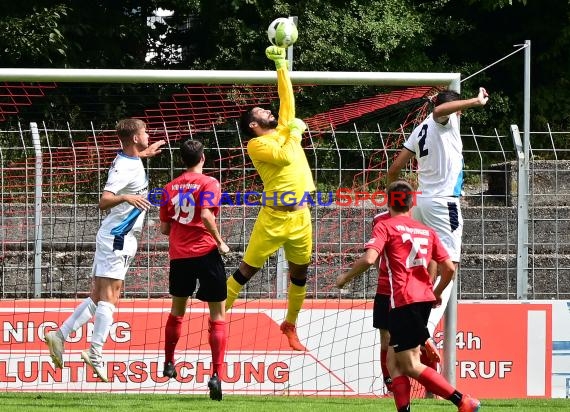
[288, 118, 307, 140]
[266, 46, 287, 69]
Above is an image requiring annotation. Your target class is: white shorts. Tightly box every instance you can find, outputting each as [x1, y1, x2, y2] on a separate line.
[91, 232, 137, 280]
[412, 196, 463, 262]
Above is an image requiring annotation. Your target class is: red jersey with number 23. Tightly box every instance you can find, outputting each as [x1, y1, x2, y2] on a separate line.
[365, 214, 449, 308]
[159, 171, 221, 260]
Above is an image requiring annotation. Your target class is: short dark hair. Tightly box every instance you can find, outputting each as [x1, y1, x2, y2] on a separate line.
[239, 108, 257, 138]
[116, 118, 145, 144]
[434, 90, 461, 107]
[180, 139, 204, 168]
[387, 180, 414, 212]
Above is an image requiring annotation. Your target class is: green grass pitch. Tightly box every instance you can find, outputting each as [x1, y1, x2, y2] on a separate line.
[0, 393, 568, 411]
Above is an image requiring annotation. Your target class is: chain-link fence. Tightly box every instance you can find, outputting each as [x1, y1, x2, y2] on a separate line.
[1, 123, 568, 300]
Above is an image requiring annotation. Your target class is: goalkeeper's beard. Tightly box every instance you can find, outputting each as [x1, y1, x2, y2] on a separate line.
[257, 117, 278, 131]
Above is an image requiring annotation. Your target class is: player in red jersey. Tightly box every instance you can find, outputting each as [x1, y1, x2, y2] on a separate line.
[373, 211, 440, 396]
[337, 181, 480, 412]
[159, 139, 229, 401]
[371, 210, 394, 393]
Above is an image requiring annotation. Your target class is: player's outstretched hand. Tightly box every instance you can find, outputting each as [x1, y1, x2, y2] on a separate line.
[433, 295, 442, 308]
[477, 87, 489, 106]
[218, 241, 230, 255]
[124, 194, 151, 211]
[265, 46, 286, 69]
[336, 273, 348, 289]
[288, 118, 306, 139]
[140, 140, 166, 158]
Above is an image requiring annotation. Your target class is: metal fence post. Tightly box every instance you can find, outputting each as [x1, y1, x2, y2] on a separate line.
[511, 125, 529, 299]
[276, 248, 289, 299]
[30, 122, 43, 297]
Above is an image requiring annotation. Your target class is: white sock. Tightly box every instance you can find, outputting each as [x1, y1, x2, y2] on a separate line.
[427, 279, 454, 336]
[90, 301, 115, 355]
[60, 297, 97, 339]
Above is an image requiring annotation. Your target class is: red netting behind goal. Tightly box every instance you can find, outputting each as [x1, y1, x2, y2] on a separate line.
[0, 82, 57, 122]
[0, 82, 437, 397]
[2, 82, 434, 213]
[2, 82, 436, 297]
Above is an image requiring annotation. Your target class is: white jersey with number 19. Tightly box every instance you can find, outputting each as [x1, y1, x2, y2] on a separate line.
[403, 112, 463, 197]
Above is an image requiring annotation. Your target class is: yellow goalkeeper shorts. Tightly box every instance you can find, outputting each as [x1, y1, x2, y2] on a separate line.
[243, 206, 312, 268]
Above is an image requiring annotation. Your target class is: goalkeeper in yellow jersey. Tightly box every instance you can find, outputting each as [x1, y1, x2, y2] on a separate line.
[226, 46, 315, 351]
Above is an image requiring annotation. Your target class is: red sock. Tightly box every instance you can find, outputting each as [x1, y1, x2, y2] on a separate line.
[415, 366, 455, 399]
[209, 319, 227, 376]
[391, 375, 411, 410]
[164, 314, 183, 364]
[380, 349, 391, 388]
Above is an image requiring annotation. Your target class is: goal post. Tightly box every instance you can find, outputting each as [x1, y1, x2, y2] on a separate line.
[0, 68, 460, 393]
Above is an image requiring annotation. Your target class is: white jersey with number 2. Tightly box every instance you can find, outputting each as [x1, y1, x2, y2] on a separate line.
[403, 112, 463, 197]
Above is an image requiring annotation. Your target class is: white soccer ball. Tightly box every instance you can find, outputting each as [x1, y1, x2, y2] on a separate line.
[267, 17, 298, 48]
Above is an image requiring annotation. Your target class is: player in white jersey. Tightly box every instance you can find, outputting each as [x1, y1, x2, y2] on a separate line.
[45, 118, 165, 382]
[387, 87, 489, 364]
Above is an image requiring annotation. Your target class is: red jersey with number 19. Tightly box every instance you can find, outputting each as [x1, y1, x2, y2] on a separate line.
[159, 171, 221, 260]
[365, 214, 449, 308]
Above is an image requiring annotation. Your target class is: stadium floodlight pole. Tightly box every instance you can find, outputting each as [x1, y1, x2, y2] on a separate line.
[0, 68, 460, 87]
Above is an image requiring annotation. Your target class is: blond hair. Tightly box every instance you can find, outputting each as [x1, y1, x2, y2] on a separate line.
[116, 118, 145, 145]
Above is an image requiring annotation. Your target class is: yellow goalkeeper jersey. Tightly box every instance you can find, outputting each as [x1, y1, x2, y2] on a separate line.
[247, 66, 315, 206]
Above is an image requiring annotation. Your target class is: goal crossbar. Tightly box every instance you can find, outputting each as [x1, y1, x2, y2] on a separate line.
[0, 68, 460, 89]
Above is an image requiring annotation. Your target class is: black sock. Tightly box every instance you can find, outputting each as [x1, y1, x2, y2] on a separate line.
[397, 405, 410, 412]
[233, 269, 249, 285]
[447, 390, 463, 406]
[290, 276, 306, 287]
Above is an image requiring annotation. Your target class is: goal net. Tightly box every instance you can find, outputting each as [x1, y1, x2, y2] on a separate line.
[0, 69, 457, 396]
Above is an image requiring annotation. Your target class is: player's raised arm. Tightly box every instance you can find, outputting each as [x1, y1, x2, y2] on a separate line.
[266, 45, 295, 127]
[387, 148, 415, 185]
[433, 87, 489, 120]
[336, 248, 379, 289]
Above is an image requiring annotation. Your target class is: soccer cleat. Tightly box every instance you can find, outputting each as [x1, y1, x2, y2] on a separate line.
[45, 330, 65, 369]
[208, 373, 222, 401]
[423, 338, 441, 364]
[81, 350, 108, 383]
[163, 361, 177, 379]
[458, 394, 481, 412]
[280, 321, 307, 351]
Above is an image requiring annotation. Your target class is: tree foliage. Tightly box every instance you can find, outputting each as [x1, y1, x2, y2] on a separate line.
[0, 0, 568, 135]
[0, 5, 68, 66]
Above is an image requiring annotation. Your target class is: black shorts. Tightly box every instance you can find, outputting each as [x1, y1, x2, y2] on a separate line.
[373, 293, 390, 330]
[388, 301, 431, 353]
[169, 249, 227, 302]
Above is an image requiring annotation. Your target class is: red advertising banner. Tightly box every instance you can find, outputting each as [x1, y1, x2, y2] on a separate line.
[0, 299, 553, 397]
[434, 302, 552, 398]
